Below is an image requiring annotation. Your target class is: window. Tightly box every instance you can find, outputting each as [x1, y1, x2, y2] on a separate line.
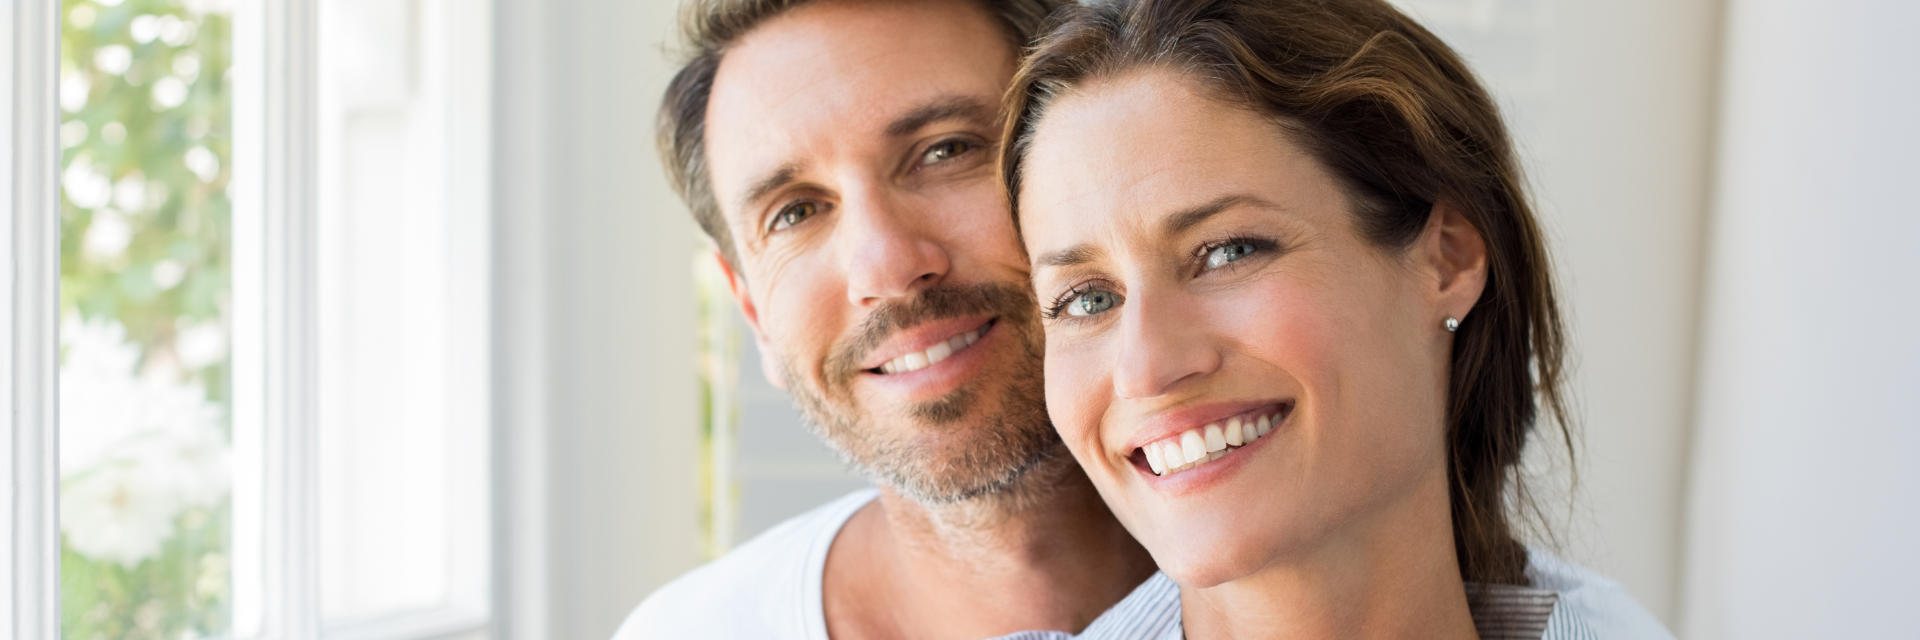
[39, 0, 493, 637]
[56, 2, 236, 637]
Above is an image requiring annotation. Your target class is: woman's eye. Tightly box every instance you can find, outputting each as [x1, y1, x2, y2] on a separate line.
[1203, 240, 1261, 270]
[771, 202, 817, 232]
[1066, 288, 1119, 317]
[918, 139, 973, 166]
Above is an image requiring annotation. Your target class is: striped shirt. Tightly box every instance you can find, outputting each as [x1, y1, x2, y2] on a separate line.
[993, 548, 1673, 640]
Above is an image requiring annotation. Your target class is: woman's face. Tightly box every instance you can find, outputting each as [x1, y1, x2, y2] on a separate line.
[1017, 69, 1483, 587]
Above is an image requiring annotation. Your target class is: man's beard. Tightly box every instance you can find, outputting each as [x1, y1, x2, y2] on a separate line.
[781, 282, 1063, 506]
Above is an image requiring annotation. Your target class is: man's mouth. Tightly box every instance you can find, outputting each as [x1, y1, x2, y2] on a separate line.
[1132, 402, 1293, 477]
[867, 319, 995, 375]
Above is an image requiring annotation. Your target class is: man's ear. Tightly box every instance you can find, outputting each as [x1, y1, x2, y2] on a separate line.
[1417, 200, 1489, 322]
[716, 249, 787, 390]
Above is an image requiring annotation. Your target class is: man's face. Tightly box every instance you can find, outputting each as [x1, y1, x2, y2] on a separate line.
[704, 0, 1057, 504]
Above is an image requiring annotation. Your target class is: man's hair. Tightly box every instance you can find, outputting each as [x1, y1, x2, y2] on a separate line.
[1001, 0, 1573, 586]
[658, 0, 1062, 268]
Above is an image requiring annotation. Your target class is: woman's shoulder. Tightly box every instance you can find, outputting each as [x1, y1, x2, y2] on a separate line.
[1525, 547, 1676, 640]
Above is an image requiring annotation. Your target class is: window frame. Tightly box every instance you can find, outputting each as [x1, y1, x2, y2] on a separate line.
[227, 0, 497, 638]
[5, 0, 63, 638]
[11, 0, 504, 635]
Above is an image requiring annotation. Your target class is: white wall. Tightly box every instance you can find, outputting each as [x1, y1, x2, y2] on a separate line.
[493, 0, 704, 637]
[1681, 1, 1920, 637]
[1396, 0, 1721, 623]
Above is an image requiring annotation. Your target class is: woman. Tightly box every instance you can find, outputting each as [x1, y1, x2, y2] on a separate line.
[999, 0, 1671, 637]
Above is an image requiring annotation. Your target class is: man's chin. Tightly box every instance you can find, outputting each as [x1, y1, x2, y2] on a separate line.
[850, 423, 1069, 506]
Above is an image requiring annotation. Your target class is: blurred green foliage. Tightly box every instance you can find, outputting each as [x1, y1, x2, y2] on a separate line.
[59, 0, 233, 637]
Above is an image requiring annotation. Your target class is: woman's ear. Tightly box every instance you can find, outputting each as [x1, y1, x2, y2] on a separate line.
[1418, 200, 1489, 321]
[716, 250, 787, 390]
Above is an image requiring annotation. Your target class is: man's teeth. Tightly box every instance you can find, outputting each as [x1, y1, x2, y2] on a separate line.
[1142, 409, 1282, 477]
[877, 326, 985, 375]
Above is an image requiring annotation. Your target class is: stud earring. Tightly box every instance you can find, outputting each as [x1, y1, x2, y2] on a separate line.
[1444, 317, 1460, 333]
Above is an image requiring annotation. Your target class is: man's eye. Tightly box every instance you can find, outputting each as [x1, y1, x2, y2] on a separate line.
[771, 201, 818, 231]
[1203, 240, 1262, 270]
[1065, 288, 1120, 317]
[918, 139, 973, 167]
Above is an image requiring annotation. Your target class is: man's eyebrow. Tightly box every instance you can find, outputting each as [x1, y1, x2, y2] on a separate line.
[1162, 194, 1272, 235]
[737, 162, 802, 213]
[884, 95, 996, 138]
[1034, 243, 1101, 270]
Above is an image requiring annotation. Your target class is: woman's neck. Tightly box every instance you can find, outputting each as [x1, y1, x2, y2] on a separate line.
[1178, 468, 1479, 639]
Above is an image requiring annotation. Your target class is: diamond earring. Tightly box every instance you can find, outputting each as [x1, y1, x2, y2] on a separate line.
[1444, 317, 1460, 333]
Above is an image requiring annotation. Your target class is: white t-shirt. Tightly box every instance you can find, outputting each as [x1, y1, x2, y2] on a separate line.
[612, 489, 877, 639]
[614, 488, 1666, 639]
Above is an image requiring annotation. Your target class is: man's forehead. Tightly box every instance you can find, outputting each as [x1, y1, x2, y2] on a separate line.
[702, 0, 1016, 213]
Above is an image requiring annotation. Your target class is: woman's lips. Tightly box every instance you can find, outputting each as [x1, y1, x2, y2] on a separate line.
[1130, 401, 1293, 477]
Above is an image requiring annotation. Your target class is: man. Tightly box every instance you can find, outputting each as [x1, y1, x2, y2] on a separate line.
[615, 0, 1156, 638]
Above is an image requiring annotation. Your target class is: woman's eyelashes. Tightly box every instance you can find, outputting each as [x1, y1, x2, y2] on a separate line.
[1043, 280, 1123, 321]
[1197, 236, 1279, 273]
[1041, 236, 1283, 322]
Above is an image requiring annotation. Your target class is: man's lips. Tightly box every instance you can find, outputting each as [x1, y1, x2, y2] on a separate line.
[860, 317, 997, 375]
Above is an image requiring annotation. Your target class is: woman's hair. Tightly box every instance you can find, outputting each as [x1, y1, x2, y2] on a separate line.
[999, 0, 1571, 585]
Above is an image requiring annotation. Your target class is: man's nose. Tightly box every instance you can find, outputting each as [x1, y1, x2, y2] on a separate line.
[1112, 287, 1221, 400]
[837, 187, 950, 307]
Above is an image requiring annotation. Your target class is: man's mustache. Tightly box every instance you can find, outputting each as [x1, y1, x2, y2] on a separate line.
[824, 282, 1035, 385]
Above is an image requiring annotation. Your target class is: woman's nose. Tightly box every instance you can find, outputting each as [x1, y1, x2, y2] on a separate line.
[1111, 288, 1221, 400]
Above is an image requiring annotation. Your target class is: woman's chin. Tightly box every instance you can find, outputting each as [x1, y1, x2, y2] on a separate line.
[1145, 532, 1276, 589]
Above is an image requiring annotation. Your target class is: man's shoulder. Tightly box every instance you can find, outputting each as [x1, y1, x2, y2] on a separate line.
[1527, 548, 1675, 640]
[611, 488, 878, 639]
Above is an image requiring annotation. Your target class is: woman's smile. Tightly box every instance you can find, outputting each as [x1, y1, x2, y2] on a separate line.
[1124, 400, 1292, 488]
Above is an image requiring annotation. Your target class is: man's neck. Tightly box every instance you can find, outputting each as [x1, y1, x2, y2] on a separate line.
[822, 458, 1155, 639]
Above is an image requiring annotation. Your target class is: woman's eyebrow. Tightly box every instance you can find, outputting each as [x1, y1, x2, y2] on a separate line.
[1161, 194, 1273, 235]
[1034, 243, 1101, 270]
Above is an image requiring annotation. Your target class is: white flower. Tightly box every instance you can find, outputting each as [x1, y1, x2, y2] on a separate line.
[59, 317, 230, 567]
[61, 458, 184, 567]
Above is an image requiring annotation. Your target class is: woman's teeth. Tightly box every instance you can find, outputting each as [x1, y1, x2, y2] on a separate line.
[1142, 409, 1283, 477]
[877, 325, 986, 375]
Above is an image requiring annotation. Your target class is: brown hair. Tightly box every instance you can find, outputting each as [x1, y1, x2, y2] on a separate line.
[1000, 0, 1572, 585]
[658, 0, 1063, 267]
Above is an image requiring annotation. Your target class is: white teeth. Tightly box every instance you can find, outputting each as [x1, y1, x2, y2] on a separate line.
[1144, 442, 1167, 475]
[1144, 409, 1286, 477]
[1203, 424, 1227, 452]
[1160, 441, 1186, 472]
[876, 326, 985, 374]
[1180, 431, 1206, 465]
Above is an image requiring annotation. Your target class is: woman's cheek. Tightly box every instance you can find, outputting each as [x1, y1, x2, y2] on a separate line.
[1043, 338, 1108, 466]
